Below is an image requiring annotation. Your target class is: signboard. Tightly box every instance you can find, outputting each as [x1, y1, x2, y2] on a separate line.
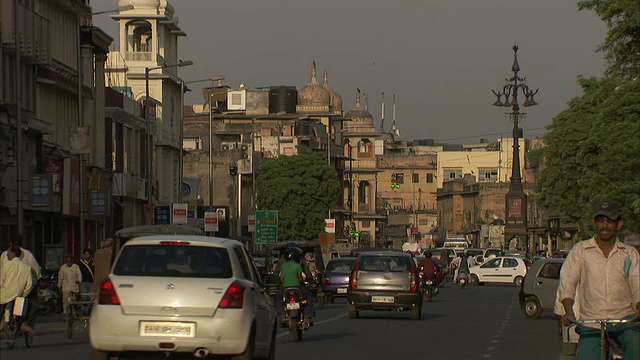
[154, 205, 170, 225]
[204, 211, 219, 232]
[172, 203, 188, 225]
[324, 219, 335, 233]
[410, 227, 419, 235]
[29, 174, 53, 207]
[248, 215, 256, 232]
[256, 210, 278, 244]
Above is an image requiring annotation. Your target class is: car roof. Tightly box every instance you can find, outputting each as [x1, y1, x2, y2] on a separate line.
[359, 251, 411, 257]
[328, 257, 358, 262]
[123, 235, 243, 248]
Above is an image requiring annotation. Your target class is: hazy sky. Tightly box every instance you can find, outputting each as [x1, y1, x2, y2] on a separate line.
[92, 0, 606, 144]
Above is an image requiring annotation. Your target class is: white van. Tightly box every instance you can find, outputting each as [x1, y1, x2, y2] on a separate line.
[443, 239, 469, 254]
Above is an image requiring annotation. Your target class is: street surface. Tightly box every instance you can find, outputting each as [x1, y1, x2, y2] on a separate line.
[0, 282, 561, 360]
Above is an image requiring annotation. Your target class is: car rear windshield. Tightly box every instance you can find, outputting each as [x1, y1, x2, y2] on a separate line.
[359, 256, 411, 272]
[326, 260, 356, 273]
[113, 245, 232, 278]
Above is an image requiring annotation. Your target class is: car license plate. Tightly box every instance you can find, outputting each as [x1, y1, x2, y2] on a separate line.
[425, 280, 433, 285]
[286, 302, 300, 310]
[371, 296, 394, 303]
[337, 288, 347, 294]
[140, 322, 195, 337]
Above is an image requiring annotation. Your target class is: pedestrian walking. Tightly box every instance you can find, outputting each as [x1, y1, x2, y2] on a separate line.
[78, 248, 95, 296]
[58, 254, 81, 320]
[93, 238, 114, 292]
[0, 245, 35, 336]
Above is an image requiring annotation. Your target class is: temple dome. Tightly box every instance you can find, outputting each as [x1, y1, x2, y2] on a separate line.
[297, 62, 331, 111]
[345, 90, 373, 126]
[323, 70, 343, 115]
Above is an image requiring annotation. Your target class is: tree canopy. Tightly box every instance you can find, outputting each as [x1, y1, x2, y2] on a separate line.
[256, 147, 340, 242]
[538, 1, 640, 235]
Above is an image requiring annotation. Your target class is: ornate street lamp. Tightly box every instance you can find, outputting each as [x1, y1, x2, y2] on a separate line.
[491, 44, 539, 249]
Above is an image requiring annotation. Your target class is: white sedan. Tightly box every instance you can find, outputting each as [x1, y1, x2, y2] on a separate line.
[90, 235, 277, 360]
[469, 256, 528, 286]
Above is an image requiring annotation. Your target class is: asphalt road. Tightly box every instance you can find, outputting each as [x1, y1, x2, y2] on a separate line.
[0, 281, 562, 360]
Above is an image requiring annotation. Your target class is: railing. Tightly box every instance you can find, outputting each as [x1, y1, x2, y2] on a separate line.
[124, 52, 152, 62]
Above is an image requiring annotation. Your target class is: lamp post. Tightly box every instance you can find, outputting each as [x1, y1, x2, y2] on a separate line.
[491, 44, 539, 249]
[345, 138, 371, 243]
[144, 60, 193, 207]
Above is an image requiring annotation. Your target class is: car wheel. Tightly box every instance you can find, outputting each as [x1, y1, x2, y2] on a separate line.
[410, 306, 421, 320]
[91, 350, 112, 360]
[348, 308, 359, 319]
[514, 276, 524, 287]
[470, 274, 480, 286]
[523, 297, 542, 319]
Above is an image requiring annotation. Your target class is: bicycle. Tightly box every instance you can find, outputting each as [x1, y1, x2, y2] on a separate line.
[0, 301, 34, 350]
[571, 316, 639, 360]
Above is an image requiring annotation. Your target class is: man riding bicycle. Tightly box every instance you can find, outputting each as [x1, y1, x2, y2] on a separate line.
[0, 245, 35, 336]
[558, 200, 640, 360]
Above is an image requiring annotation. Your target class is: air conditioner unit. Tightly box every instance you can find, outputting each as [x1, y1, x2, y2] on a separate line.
[240, 144, 249, 152]
[221, 144, 231, 151]
[227, 90, 246, 111]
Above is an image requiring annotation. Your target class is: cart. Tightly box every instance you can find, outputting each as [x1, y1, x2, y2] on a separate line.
[66, 292, 95, 339]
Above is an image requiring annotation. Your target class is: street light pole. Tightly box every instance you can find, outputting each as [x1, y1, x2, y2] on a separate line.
[144, 60, 193, 207]
[491, 44, 539, 251]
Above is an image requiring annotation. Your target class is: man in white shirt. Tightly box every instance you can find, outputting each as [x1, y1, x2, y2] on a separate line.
[58, 254, 82, 319]
[558, 200, 640, 360]
[0, 246, 35, 335]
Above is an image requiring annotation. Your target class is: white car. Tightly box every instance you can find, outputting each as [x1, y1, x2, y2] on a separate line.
[90, 235, 277, 360]
[469, 256, 528, 286]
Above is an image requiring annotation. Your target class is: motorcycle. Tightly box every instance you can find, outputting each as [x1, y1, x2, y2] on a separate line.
[420, 272, 439, 302]
[282, 287, 310, 342]
[36, 278, 62, 315]
[456, 270, 469, 289]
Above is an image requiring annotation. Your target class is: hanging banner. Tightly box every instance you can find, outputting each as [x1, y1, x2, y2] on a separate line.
[62, 157, 80, 216]
[69, 126, 92, 154]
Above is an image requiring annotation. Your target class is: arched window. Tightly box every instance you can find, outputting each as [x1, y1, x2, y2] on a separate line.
[126, 20, 152, 53]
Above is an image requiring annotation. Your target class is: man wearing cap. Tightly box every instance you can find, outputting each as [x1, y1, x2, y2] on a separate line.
[558, 200, 640, 360]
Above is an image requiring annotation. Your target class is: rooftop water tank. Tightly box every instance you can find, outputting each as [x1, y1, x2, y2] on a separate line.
[269, 86, 297, 114]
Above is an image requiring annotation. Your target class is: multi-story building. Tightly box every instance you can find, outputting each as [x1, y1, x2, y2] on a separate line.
[1, 0, 114, 266]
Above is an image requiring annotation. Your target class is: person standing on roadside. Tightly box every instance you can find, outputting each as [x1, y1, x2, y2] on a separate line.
[58, 254, 81, 320]
[93, 238, 114, 292]
[558, 200, 640, 360]
[0, 245, 35, 335]
[78, 248, 94, 295]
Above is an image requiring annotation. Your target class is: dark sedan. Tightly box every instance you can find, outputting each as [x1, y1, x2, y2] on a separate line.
[323, 257, 358, 303]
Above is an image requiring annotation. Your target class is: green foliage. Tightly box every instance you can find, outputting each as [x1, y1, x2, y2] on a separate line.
[538, 76, 640, 234]
[578, 0, 640, 79]
[256, 147, 341, 242]
[527, 147, 545, 169]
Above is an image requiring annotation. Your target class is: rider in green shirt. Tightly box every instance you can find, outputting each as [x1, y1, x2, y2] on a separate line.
[275, 246, 315, 326]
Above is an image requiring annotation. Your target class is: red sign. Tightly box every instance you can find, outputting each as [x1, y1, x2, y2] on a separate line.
[172, 203, 188, 225]
[205, 217, 218, 225]
[174, 209, 187, 216]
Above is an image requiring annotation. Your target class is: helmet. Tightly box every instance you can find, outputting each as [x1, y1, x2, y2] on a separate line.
[285, 246, 303, 262]
[424, 251, 432, 258]
[461, 253, 469, 258]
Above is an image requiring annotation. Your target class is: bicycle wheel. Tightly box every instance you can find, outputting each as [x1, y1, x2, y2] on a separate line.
[66, 308, 74, 339]
[6, 321, 17, 350]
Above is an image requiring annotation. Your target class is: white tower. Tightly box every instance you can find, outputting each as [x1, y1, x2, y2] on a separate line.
[108, 1, 189, 206]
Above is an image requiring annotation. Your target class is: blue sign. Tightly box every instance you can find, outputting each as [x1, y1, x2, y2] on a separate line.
[154, 205, 170, 225]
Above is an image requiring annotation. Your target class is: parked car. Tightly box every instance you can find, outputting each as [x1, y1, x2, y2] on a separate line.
[90, 235, 277, 360]
[347, 252, 422, 320]
[323, 257, 358, 303]
[519, 258, 564, 319]
[469, 256, 529, 286]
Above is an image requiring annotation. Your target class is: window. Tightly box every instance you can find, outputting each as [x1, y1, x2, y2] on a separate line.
[233, 246, 255, 281]
[538, 262, 562, 279]
[479, 168, 499, 182]
[426, 173, 434, 183]
[502, 258, 519, 268]
[481, 258, 501, 269]
[412, 173, 419, 183]
[395, 173, 405, 184]
[445, 168, 462, 179]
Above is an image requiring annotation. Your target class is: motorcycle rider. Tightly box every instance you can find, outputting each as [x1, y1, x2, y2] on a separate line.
[274, 246, 315, 327]
[420, 251, 439, 291]
[452, 253, 473, 283]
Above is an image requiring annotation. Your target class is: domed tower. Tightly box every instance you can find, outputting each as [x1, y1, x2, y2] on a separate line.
[323, 70, 343, 116]
[297, 61, 331, 114]
[344, 89, 374, 130]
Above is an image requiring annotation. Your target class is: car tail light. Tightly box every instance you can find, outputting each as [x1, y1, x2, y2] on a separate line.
[219, 281, 245, 309]
[409, 264, 418, 291]
[324, 278, 331, 285]
[159, 241, 190, 245]
[98, 280, 120, 305]
[349, 262, 361, 289]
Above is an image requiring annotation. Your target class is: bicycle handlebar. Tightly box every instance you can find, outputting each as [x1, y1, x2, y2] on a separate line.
[571, 316, 639, 326]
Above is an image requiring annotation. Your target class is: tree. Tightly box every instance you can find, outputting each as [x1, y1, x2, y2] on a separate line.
[577, 0, 640, 80]
[538, 76, 640, 234]
[256, 147, 340, 242]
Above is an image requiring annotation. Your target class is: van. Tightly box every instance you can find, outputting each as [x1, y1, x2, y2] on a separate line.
[442, 239, 469, 254]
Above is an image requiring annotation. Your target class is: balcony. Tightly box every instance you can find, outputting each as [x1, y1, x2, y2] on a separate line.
[124, 52, 152, 62]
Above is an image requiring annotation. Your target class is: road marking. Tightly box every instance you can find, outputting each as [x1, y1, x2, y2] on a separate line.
[491, 339, 499, 343]
[276, 313, 346, 339]
[487, 347, 495, 351]
[483, 355, 492, 358]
